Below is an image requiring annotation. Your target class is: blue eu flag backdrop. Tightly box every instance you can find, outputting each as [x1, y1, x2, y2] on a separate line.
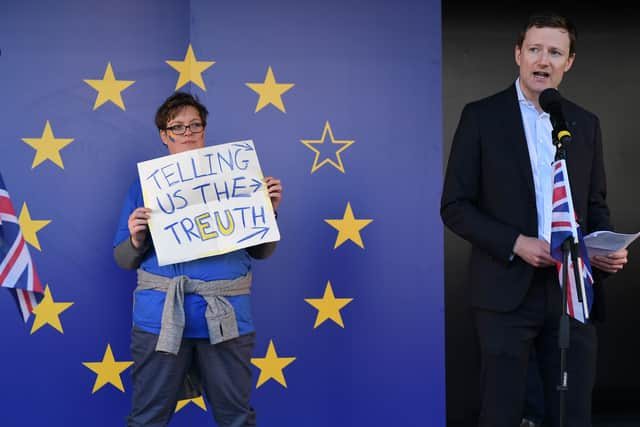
[0, 0, 444, 425]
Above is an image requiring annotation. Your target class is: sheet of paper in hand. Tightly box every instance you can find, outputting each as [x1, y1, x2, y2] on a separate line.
[137, 140, 280, 266]
[584, 230, 640, 257]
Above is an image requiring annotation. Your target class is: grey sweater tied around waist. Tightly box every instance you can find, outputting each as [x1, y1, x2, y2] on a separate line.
[136, 269, 252, 356]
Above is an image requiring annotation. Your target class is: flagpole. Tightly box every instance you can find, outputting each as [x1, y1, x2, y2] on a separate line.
[574, 248, 590, 320]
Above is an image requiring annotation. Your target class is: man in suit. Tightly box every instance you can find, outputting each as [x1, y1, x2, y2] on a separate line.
[441, 11, 628, 427]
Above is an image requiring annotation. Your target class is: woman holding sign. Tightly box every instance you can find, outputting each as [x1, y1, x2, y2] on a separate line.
[113, 92, 282, 427]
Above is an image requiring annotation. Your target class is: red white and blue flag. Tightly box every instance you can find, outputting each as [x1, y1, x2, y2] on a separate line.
[550, 160, 594, 323]
[0, 173, 43, 322]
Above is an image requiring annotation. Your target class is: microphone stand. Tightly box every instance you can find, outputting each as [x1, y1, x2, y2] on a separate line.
[553, 133, 585, 427]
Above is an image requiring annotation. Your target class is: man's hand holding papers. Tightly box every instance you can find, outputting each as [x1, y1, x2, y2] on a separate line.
[585, 231, 638, 273]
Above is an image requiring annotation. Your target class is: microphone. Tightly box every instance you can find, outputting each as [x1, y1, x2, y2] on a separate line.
[539, 88, 572, 146]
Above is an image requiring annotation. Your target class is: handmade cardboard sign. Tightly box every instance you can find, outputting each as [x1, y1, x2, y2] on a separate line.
[137, 140, 279, 266]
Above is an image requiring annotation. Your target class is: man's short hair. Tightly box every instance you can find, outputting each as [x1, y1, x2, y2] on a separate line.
[155, 92, 209, 131]
[517, 11, 577, 55]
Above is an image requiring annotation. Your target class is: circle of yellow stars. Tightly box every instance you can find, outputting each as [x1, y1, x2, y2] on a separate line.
[12, 40, 375, 408]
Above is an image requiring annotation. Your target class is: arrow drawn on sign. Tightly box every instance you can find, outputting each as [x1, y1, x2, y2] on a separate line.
[237, 226, 270, 243]
[233, 142, 254, 151]
[250, 178, 262, 193]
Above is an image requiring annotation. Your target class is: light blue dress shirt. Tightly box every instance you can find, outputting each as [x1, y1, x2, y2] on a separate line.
[515, 78, 555, 243]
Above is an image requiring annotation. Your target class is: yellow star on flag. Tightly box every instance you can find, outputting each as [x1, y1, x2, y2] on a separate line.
[251, 340, 296, 388]
[83, 62, 135, 111]
[301, 121, 355, 173]
[245, 66, 295, 113]
[18, 202, 51, 251]
[175, 396, 207, 413]
[304, 281, 353, 328]
[166, 44, 215, 91]
[21, 120, 74, 169]
[82, 344, 134, 393]
[324, 202, 373, 249]
[30, 285, 73, 334]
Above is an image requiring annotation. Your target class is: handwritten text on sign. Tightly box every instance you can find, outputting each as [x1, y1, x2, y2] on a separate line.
[137, 140, 280, 266]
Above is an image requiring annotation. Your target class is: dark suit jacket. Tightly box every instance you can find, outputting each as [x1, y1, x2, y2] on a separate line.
[441, 84, 611, 317]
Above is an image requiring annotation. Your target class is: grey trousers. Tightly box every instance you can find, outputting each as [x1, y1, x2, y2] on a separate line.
[127, 327, 257, 427]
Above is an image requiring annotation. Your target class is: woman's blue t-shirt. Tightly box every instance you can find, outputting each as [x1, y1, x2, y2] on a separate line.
[113, 179, 254, 338]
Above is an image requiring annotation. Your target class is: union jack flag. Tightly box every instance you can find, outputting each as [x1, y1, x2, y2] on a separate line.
[550, 160, 593, 323]
[0, 173, 43, 322]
